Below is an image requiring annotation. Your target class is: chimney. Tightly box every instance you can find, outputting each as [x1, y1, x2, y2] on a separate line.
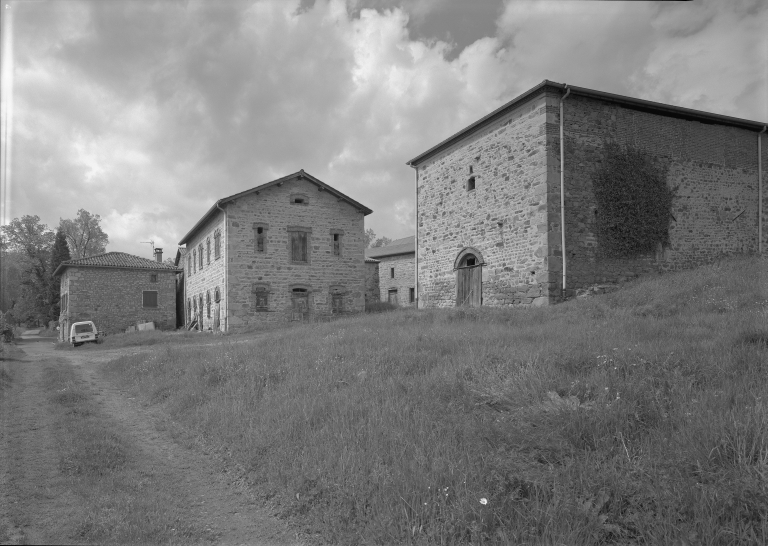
[154, 248, 163, 262]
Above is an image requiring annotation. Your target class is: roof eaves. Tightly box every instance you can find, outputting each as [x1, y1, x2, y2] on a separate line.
[54, 262, 181, 277]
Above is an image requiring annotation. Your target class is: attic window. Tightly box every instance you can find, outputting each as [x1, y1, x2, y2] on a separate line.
[467, 176, 476, 191]
[290, 193, 309, 205]
[331, 230, 344, 256]
[150, 274, 158, 283]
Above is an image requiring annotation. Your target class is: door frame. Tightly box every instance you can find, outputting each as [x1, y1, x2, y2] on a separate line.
[454, 247, 484, 307]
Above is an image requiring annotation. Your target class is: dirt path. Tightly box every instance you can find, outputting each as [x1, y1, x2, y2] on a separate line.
[0, 341, 308, 546]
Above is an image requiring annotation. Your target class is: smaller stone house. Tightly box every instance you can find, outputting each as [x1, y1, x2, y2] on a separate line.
[365, 236, 416, 306]
[55, 249, 180, 338]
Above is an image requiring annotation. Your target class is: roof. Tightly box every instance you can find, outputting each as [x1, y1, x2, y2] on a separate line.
[178, 169, 374, 246]
[54, 252, 181, 276]
[364, 257, 380, 264]
[365, 236, 415, 259]
[406, 80, 768, 166]
[174, 247, 187, 267]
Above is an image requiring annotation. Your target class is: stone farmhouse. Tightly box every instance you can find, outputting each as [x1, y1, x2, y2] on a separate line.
[178, 170, 373, 333]
[407, 80, 767, 308]
[365, 236, 416, 306]
[55, 249, 179, 338]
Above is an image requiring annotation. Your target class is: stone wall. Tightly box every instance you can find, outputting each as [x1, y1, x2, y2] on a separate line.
[554, 92, 767, 294]
[377, 253, 415, 306]
[218, 178, 366, 332]
[184, 211, 227, 332]
[365, 261, 380, 303]
[60, 266, 177, 337]
[416, 92, 553, 308]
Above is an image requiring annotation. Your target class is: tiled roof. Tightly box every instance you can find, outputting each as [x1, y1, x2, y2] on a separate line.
[54, 252, 181, 276]
[365, 257, 380, 263]
[365, 236, 415, 258]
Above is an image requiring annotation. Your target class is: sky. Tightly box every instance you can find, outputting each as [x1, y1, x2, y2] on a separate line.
[1, 0, 766, 260]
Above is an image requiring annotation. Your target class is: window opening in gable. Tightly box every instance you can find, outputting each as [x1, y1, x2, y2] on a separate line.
[143, 291, 158, 308]
[390, 267, 395, 279]
[469, 165, 473, 174]
[256, 227, 265, 253]
[333, 233, 341, 256]
[467, 176, 476, 191]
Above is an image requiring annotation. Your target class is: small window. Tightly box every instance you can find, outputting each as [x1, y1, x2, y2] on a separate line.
[206, 291, 211, 318]
[214, 287, 220, 303]
[409, 287, 415, 303]
[331, 294, 344, 314]
[466, 257, 476, 267]
[206, 238, 211, 264]
[193, 250, 197, 273]
[291, 194, 309, 205]
[333, 233, 341, 256]
[214, 229, 221, 259]
[291, 231, 308, 262]
[143, 291, 158, 308]
[390, 267, 395, 279]
[467, 176, 476, 191]
[188, 255, 192, 275]
[253, 287, 268, 311]
[198, 244, 203, 269]
[150, 274, 158, 283]
[469, 165, 473, 174]
[256, 227, 265, 252]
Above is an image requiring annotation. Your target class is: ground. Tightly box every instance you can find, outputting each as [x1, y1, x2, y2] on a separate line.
[0, 334, 306, 546]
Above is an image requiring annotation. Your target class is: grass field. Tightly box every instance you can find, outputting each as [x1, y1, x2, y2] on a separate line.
[105, 256, 768, 545]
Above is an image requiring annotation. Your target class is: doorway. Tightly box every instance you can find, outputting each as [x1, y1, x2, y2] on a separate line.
[456, 252, 482, 307]
[291, 288, 309, 321]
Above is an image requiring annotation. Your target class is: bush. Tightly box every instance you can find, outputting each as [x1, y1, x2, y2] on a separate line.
[365, 301, 397, 313]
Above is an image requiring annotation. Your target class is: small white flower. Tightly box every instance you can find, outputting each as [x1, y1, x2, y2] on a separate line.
[479, 498, 488, 505]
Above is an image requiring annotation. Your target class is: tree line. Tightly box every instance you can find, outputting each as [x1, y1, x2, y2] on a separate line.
[0, 210, 109, 327]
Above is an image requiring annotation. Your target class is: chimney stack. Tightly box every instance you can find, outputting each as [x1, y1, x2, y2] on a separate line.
[154, 248, 163, 262]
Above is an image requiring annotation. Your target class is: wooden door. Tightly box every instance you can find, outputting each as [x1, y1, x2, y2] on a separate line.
[456, 255, 482, 307]
[292, 290, 309, 321]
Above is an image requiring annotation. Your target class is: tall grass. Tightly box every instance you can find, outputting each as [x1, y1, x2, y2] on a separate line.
[106, 256, 768, 545]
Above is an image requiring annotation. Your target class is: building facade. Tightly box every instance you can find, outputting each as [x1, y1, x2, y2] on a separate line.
[178, 170, 372, 333]
[55, 250, 179, 338]
[365, 236, 416, 306]
[408, 80, 767, 308]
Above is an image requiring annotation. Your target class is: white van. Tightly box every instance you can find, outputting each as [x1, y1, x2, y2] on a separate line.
[69, 321, 99, 347]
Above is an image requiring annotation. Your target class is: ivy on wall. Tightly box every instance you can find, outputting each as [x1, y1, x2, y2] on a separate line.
[592, 143, 675, 258]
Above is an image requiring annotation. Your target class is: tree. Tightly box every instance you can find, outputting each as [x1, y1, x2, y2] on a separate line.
[59, 209, 109, 259]
[48, 228, 71, 322]
[372, 236, 392, 248]
[364, 228, 376, 248]
[1, 215, 55, 324]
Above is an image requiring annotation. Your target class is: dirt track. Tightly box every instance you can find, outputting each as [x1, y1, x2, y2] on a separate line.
[0, 340, 306, 545]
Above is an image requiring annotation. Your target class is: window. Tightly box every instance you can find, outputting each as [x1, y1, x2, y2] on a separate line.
[198, 244, 203, 269]
[290, 229, 309, 263]
[290, 193, 309, 205]
[199, 295, 203, 320]
[388, 289, 398, 306]
[254, 225, 268, 253]
[193, 296, 197, 317]
[331, 294, 344, 314]
[187, 298, 192, 321]
[253, 286, 268, 311]
[390, 267, 395, 279]
[206, 291, 211, 318]
[193, 250, 197, 273]
[214, 287, 221, 303]
[150, 274, 158, 283]
[61, 293, 67, 311]
[143, 291, 158, 308]
[333, 233, 341, 256]
[467, 176, 476, 191]
[206, 238, 211, 264]
[188, 255, 192, 275]
[409, 287, 415, 303]
[214, 229, 221, 259]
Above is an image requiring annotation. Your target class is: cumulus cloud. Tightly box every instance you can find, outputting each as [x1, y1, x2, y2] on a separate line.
[3, 0, 765, 257]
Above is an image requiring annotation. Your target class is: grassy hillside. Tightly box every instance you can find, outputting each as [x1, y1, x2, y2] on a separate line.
[106, 256, 768, 545]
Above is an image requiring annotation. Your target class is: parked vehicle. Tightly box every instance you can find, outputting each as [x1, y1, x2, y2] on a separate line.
[69, 321, 99, 347]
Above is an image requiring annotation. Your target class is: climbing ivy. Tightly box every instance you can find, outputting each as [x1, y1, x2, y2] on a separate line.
[592, 143, 675, 258]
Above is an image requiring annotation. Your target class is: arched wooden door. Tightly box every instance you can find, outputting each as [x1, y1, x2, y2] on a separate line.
[456, 253, 482, 307]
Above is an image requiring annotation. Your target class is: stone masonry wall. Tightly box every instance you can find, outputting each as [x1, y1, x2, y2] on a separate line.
[553, 93, 767, 294]
[365, 261, 380, 303]
[60, 266, 177, 336]
[225, 178, 367, 331]
[377, 253, 415, 306]
[185, 211, 227, 332]
[417, 93, 553, 308]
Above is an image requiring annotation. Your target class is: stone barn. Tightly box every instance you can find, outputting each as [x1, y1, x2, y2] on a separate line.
[365, 236, 416, 306]
[56, 249, 180, 337]
[178, 170, 372, 333]
[407, 80, 767, 308]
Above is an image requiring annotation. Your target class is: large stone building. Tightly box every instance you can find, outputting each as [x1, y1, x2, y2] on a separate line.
[55, 249, 179, 338]
[178, 170, 372, 332]
[365, 236, 416, 306]
[407, 80, 767, 308]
